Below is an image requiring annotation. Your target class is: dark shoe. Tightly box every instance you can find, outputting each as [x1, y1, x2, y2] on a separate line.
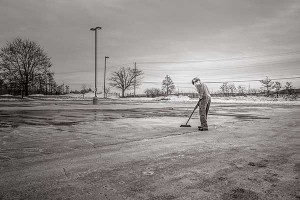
[198, 127, 208, 131]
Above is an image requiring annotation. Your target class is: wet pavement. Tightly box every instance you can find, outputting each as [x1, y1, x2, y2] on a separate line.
[0, 99, 299, 199]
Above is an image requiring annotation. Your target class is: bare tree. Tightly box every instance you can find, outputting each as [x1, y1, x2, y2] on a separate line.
[144, 88, 161, 97]
[237, 85, 246, 95]
[65, 85, 70, 94]
[272, 81, 282, 98]
[162, 75, 175, 96]
[46, 72, 55, 95]
[0, 38, 52, 96]
[284, 82, 294, 95]
[260, 76, 274, 96]
[220, 82, 229, 96]
[228, 83, 236, 95]
[0, 73, 4, 95]
[61, 82, 65, 94]
[81, 84, 87, 99]
[34, 73, 46, 94]
[0, 65, 15, 95]
[56, 84, 65, 95]
[109, 67, 143, 97]
[144, 89, 151, 97]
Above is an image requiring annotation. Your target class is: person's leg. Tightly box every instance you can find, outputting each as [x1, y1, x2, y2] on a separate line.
[199, 99, 208, 130]
[206, 97, 211, 118]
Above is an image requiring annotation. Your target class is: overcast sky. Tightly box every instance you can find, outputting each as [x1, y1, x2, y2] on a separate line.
[1, 0, 300, 93]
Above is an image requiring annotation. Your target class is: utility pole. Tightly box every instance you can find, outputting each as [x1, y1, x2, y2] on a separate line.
[90, 26, 101, 104]
[134, 62, 136, 97]
[104, 56, 109, 98]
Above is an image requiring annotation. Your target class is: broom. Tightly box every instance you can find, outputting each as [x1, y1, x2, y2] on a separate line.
[180, 99, 201, 127]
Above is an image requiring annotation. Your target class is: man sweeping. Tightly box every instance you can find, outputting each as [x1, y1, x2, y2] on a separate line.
[192, 77, 211, 131]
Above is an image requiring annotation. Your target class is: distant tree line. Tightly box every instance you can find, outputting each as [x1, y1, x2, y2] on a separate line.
[218, 82, 257, 96]
[0, 38, 68, 97]
[141, 76, 298, 100]
[259, 76, 297, 100]
[215, 76, 298, 100]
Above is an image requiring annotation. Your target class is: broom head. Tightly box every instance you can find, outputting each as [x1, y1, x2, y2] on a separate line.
[180, 124, 191, 127]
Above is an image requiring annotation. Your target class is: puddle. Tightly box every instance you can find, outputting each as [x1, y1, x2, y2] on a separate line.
[248, 160, 268, 168]
[221, 188, 260, 200]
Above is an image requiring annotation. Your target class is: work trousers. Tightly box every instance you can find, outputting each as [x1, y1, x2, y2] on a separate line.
[199, 96, 211, 129]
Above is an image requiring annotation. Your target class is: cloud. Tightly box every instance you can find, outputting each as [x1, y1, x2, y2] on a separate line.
[1, 0, 300, 91]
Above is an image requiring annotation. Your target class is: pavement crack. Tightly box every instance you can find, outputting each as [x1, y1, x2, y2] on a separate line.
[84, 139, 96, 148]
[63, 167, 68, 178]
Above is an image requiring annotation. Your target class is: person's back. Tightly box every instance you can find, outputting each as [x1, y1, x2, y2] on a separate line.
[194, 82, 211, 100]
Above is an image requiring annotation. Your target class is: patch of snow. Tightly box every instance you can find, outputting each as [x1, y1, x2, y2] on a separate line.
[0, 94, 13, 96]
[122, 97, 155, 101]
[155, 95, 191, 101]
[29, 94, 45, 97]
[0, 98, 19, 101]
[211, 96, 300, 105]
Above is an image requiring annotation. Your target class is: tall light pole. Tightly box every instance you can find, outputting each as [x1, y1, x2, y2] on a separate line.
[90, 26, 101, 104]
[134, 62, 136, 97]
[104, 56, 109, 98]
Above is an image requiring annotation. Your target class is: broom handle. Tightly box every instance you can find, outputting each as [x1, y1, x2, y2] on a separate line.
[185, 99, 201, 125]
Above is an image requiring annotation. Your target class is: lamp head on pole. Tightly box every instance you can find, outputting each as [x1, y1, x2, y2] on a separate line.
[105, 56, 109, 59]
[90, 27, 102, 31]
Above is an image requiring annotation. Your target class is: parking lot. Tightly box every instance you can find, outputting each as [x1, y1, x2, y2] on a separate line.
[0, 99, 299, 200]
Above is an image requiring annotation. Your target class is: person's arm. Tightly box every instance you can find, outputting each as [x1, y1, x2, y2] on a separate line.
[196, 98, 201, 106]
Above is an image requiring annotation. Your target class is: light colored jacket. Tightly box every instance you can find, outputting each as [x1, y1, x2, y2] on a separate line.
[194, 82, 211, 100]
